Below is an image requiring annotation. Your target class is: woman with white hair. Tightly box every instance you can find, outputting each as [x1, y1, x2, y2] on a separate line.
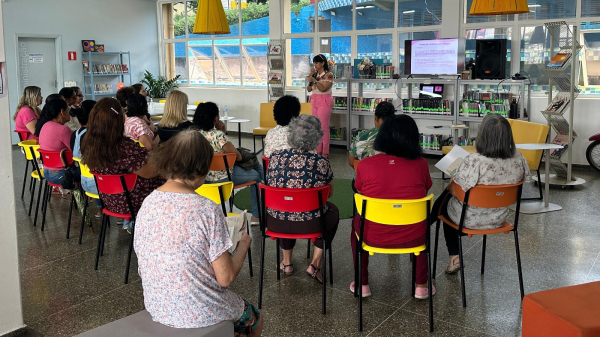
[265, 114, 339, 283]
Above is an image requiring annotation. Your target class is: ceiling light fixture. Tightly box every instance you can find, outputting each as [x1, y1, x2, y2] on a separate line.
[469, 0, 529, 16]
[192, 0, 231, 35]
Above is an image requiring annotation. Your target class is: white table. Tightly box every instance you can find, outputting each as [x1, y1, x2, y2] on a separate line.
[513, 143, 564, 214]
[229, 119, 250, 147]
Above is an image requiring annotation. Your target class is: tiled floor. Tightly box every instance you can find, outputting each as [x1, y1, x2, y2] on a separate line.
[13, 136, 600, 336]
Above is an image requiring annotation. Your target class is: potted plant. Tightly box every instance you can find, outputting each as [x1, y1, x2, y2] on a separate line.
[357, 57, 375, 79]
[140, 70, 181, 100]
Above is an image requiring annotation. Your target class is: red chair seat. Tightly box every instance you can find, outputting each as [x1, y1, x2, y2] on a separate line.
[265, 229, 322, 241]
[47, 181, 62, 187]
[102, 208, 132, 221]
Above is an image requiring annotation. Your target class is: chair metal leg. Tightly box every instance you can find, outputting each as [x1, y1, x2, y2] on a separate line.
[433, 221, 440, 279]
[322, 240, 327, 315]
[258, 237, 266, 309]
[21, 160, 29, 200]
[276, 238, 281, 280]
[358, 246, 363, 331]
[41, 185, 50, 232]
[28, 179, 37, 216]
[354, 236, 359, 298]
[66, 192, 75, 239]
[100, 216, 109, 256]
[306, 239, 311, 259]
[94, 214, 107, 270]
[124, 220, 135, 284]
[458, 235, 467, 307]
[79, 195, 88, 244]
[537, 169, 543, 200]
[328, 244, 333, 285]
[411, 254, 416, 297]
[29, 170, 34, 191]
[514, 230, 525, 300]
[33, 181, 43, 227]
[481, 235, 487, 275]
[427, 251, 434, 332]
[246, 222, 253, 277]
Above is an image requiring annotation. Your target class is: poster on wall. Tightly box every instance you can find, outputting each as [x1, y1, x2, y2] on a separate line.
[29, 53, 43, 63]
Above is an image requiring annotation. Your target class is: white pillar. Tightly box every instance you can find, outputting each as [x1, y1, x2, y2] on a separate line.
[440, 0, 461, 39]
[0, 1, 26, 335]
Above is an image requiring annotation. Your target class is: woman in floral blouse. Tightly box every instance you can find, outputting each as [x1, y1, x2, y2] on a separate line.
[263, 95, 301, 158]
[135, 130, 263, 336]
[266, 114, 339, 283]
[348, 101, 396, 167]
[193, 102, 264, 224]
[438, 113, 530, 274]
[306, 54, 334, 158]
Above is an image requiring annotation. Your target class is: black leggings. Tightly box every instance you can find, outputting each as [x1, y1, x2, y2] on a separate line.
[431, 189, 461, 256]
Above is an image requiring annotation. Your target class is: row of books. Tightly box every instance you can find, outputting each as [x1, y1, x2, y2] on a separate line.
[420, 134, 445, 151]
[462, 90, 514, 103]
[329, 126, 347, 141]
[83, 61, 129, 74]
[459, 101, 511, 117]
[402, 99, 454, 115]
[93, 83, 113, 94]
[456, 136, 475, 146]
[351, 97, 394, 112]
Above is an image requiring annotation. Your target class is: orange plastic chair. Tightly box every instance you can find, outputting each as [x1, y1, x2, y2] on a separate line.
[91, 172, 138, 284]
[37, 149, 77, 234]
[257, 184, 332, 315]
[433, 181, 524, 308]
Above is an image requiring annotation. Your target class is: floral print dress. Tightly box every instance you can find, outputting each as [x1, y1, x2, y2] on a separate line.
[447, 152, 531, 229]
[264, 125, 290, 158]
[349, 127, 381, 160]
[201, 128, 234, 182]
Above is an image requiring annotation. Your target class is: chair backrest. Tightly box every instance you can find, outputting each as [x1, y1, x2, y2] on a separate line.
[259, 183, 330, 213]
[73, 158, 94, 179]
[451, 181, 523, 208]
[355, 194, 434, 225]
[37, 149, 74, 169]
[353, 160, 360, 172]
[194, 101, 206, 105]
[195, 181, 234, 204]
[508, 119, 549, 171]
[262, 156, 269, 178]
[14, 130, 30, 142]
[158, 100, 166, 103]
[259, 102, 313, 129]
[134, 139, 145, 148]
[18, 141, 40, 161]
[91, 172, 138, 195]
[210, 153, 237, 172]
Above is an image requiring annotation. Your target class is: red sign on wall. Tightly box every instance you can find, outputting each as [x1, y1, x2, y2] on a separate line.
[68, 51, 77, 61]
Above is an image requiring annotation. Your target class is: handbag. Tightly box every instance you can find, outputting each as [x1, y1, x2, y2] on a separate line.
[236, 147, 258, 170]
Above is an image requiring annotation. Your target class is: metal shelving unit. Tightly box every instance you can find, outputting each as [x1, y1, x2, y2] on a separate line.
[267, 40, 285, 102]
[457, 79, 531, 122]
[82, 51, 131, 101]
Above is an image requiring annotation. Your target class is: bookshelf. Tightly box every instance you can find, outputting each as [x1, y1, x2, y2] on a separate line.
[267, 40, 285, 102]
[81, 51, 131, 100]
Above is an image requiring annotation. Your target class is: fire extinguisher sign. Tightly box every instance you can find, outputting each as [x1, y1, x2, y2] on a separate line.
[68, 51, 77, 61]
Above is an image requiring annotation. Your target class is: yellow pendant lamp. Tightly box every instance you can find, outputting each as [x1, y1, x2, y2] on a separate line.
[193, 0, 231, 35]
[469, 0, 530, 15]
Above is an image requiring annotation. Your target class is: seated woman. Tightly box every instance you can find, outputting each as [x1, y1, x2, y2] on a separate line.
[194, 102, 264, 224]
[135, 130, 263, 336]
[37, 98, 81, 186]
[157, 90, 194, 143]
[116, 86, 134, 113]
[350, 115, 433, 299]
[125, 94, 158, 149]
[266, 115, 339, 282]
[80, 98, 164, 232]
[70, 100, 102, 215]
[263, 95, 301, 158]
[348, 101, 396, 168]
[13, 86, 43, 140]
[440, 113, 530, 274]
[132, 83, 148, 97]
[59, 87, 81, 131]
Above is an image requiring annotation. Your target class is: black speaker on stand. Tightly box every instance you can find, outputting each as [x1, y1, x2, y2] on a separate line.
[474, 39, 507, 79]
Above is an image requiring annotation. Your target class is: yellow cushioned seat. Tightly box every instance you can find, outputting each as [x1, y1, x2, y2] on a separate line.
[442, 145, 476, 155]
[253, 126, 271, 136]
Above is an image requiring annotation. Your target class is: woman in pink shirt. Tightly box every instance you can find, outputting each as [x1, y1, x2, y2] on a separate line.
[124, 94, 158, 149]
[37, 99, 80, 186]
[13, 86, 43, 140]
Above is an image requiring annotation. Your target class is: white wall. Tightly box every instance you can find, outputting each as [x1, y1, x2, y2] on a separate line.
[0, 1, 25, 335]
[3, 0, 160, 144]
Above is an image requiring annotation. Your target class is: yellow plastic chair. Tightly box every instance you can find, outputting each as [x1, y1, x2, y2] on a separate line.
[16, 139, 38, 200]
[195, 181, 253, 276]
[252, 102, 312, 154]
[19, 141, 45, 226]
[134, 139, 145, 148]
[73, 157, 100, 244]
[354, 193, 434, 332]
[194, 101, 206, 105]
[150, 115, 162, 121]
[158, 100, 166, 103]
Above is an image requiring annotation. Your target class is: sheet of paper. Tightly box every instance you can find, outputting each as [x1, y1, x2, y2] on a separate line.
[224, 210, 247, 250]
[435, 145, 470, 176]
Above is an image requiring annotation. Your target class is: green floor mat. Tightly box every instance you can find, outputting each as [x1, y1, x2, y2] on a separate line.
[233, 178, 355, 219]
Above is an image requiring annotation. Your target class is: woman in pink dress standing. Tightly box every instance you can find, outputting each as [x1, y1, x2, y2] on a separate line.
[306, 54, 334, 158]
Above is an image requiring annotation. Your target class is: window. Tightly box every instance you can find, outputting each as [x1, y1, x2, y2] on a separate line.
[398, 0, 442, 27]
[518, 0, 576, 21]
[161, 1, 269, 87]
[287, 0, 315, 33]
[464, 0, 514, 23]
[583, 0, 600, 17]
[289, 38, 313, 87]
[581, 23, 600, 94]
[356, 2, 395, 30]
[318, 0, 353, 32]
[520, 26, 550, 92]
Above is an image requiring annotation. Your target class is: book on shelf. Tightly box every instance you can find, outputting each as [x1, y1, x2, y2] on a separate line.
[402, 99, 454, 116]
[268, 43, 282, 55]
[420, 134, 444, 151]
[435, 145, 470, 176]
[91, 64, 128, 74]
[549, 134, 570, 158]
[269, 58, 283, 70]
[82, 60, 90, 74]
[351, 97, 394, 112]
[269, 86, 284, 98]
[546, 52, 571, 68]
[268, 71, 282, 84]
[94, 83, 113, 94]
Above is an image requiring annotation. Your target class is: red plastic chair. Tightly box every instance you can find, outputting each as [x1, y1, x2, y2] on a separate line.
[36, 149, 78, 234]
[257, 183, 333, 315]
[15, 131, 38, 200]
[90, 172, 138, 284]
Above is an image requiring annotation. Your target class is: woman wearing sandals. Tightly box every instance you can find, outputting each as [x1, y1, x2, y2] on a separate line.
[265, 115, 340, 282]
